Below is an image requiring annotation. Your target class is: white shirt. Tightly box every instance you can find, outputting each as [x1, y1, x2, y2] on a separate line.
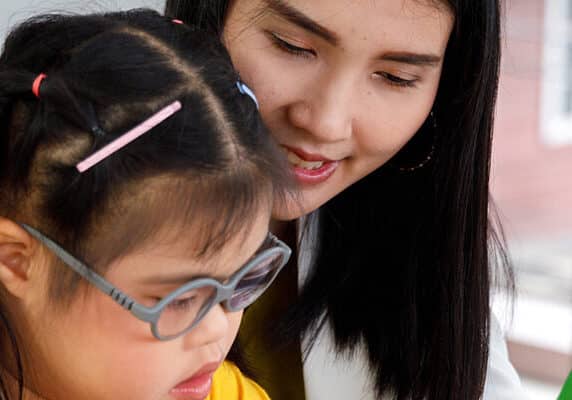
[297, 215, 529, 400]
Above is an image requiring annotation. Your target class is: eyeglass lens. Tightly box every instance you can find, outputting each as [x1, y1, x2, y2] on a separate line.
[156, 249, 287, 337]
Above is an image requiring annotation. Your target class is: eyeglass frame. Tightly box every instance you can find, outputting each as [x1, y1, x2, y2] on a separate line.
[20, 223, 291, 341]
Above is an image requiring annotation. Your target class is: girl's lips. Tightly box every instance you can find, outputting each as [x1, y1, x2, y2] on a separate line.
[170, 363, 219, 400]
[170, 372, 213, 400]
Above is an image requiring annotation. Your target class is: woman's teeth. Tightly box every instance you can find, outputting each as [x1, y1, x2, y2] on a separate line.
[287, 150, 325, 170]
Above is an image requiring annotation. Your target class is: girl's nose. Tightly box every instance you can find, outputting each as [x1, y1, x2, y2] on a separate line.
[183, 303, 230, 348]
[287, 72, 354, 143]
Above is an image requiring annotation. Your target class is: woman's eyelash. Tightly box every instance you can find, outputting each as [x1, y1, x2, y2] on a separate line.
[376, 72, 418, 88]
[266, 31, 417, 88]
[267, 32, 315, 58]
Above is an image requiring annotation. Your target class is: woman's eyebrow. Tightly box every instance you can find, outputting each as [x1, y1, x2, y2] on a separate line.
[262, 0, 340, 45]
[262, 0, 441, 67]
[380, 52, 442, 67]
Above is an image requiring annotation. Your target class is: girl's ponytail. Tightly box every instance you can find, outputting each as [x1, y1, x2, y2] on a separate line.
[0, 70, 38, 186]
[0, 68, 107, 192]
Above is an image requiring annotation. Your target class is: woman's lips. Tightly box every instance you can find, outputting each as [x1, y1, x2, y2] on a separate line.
[170, 362, 219, 400]
[283, 146, 340, 185]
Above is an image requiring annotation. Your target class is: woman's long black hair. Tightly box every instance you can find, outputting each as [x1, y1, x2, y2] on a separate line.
[166, 1, 510, 399]
[0, 9, 290, 399]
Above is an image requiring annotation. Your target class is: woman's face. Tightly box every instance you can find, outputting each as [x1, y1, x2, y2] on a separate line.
[224, 0, 454, 220]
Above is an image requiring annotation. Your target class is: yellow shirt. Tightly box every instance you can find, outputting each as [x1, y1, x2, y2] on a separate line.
[206, 361, 270, 400]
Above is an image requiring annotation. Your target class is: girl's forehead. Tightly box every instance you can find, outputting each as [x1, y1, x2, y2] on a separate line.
[84, 172, 275, 270]
[103, 207, 272, 284]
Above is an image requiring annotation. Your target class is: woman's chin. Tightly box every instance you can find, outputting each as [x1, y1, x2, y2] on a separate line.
[271, 191, 323, 221]
[271, 203, 305, 222]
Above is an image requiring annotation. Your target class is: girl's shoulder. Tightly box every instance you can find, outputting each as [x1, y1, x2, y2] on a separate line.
[207, 361, 270, 400]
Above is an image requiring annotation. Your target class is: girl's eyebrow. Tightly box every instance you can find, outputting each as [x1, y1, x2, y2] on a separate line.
[263, 0, 340, 45]
[138, 260, 229, 286]
[262, 0, 442, 68]
[137, 233, 271, 286]
[139, 270, 227, 286]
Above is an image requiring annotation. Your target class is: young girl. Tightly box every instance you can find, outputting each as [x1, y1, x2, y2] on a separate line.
[0, 9, 292, 400]
[166, 1, 527, 399]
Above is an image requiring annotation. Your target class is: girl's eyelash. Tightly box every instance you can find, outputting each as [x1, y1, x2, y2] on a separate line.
[152, 296, 196, 310]
[166, 296, 196, 311]
[267, 32, 315, 58]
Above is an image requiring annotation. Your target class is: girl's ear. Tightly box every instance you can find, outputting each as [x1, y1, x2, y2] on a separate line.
[0, 217, 36, 299]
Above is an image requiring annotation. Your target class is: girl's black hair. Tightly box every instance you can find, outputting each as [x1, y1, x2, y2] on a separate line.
[165, 1, 513, 399]
[0, 9, 290, 399]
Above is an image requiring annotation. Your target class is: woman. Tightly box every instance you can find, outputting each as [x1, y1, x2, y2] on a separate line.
[165, 1, 525, 399]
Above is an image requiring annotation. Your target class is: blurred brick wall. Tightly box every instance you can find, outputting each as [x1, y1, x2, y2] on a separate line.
[492, 0, 572, 238]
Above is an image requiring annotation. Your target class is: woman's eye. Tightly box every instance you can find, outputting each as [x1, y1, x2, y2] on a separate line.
[267, 32, 315, 58]
[376, 72, 417, 88]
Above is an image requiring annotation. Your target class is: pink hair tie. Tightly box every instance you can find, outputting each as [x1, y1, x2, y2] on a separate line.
[32, 73, 47, 98]
[172, 19, 184, 25]
[76, 100, 182, 173]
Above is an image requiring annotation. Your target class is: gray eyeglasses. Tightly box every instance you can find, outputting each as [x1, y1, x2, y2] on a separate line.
[21, 223, 291, 341]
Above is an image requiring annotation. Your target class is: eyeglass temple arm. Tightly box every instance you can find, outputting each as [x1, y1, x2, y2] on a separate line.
[20, 224, 137, 311]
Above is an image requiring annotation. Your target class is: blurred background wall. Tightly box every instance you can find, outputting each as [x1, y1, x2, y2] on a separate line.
[0, 1, 162, 34]
[492, 0, 572, 398]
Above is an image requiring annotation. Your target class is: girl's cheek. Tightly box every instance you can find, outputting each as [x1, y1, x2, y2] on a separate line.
[223, 311, 244, 352]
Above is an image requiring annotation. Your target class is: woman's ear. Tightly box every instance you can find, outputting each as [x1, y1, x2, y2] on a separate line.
[0, 217, 36, 298]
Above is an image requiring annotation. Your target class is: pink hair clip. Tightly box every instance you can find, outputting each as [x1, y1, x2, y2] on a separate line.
[172, 19, 184, 25]
[76, 100, 182, 173]
[32, 73, 47, 98]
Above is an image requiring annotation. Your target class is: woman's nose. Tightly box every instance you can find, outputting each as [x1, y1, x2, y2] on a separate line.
[287, 72, 354, 143]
